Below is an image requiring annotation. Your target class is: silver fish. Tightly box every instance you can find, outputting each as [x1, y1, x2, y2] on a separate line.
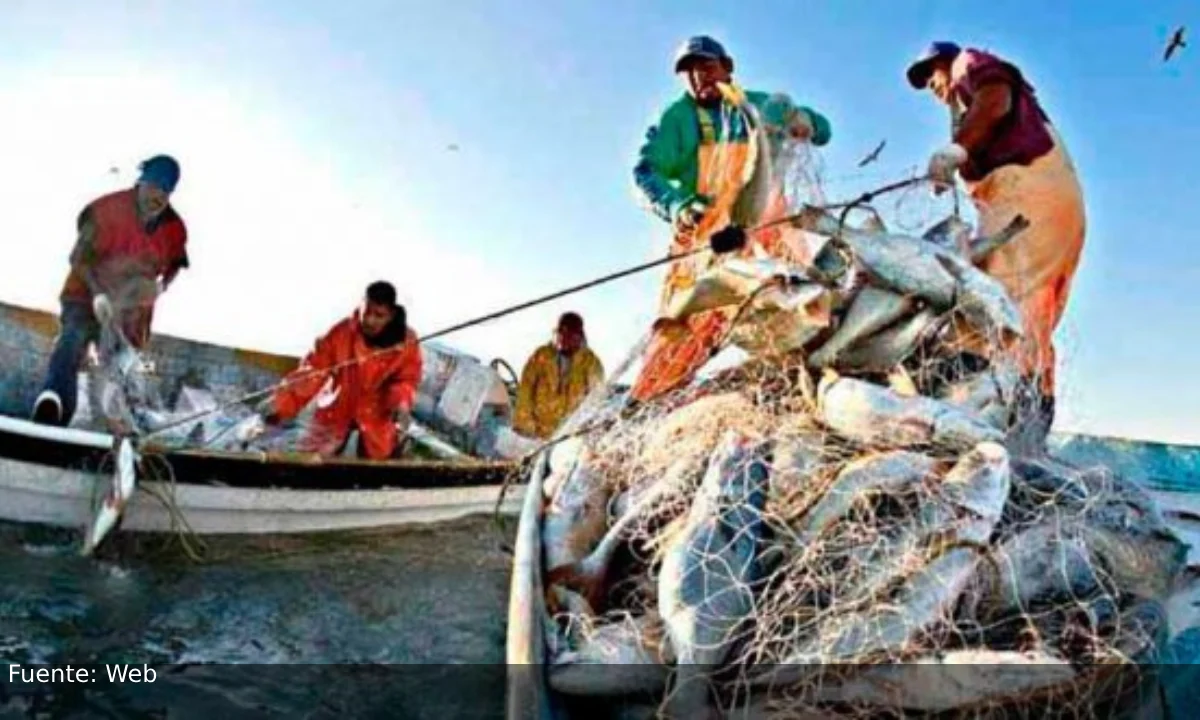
[82, 436, 139, 555]
[550, 613, 674, 696]
[817, 374, 1005, 451]
[662, 260, 778, 321]
[552, 457, 702, 610]
[772, 443, 1008, 679]
[729, 92, 775, 228]
[966, 520, 1101, 626]
[841, 232, 959, 309]
[729, 281, 834, 356]
[924, 441, 1012, 545]
[937, 361, 1021, 430]
[784, 206, 962, 307]
[835, 307, 947, 374]
[542, 436, 586, 501]
[936, 252, 1025, 341]
[809, 649, 1076, 712]
[807, 287, 916, 369]
[792, 450, 942, 547]
[768, 545, 983, 671]
[922, 213, 973, 253]
[789, 207, 1029, 313]
[543, 452, 611, 578]
[659, 431, 770, 718]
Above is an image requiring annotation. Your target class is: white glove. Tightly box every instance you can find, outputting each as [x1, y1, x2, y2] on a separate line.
[92, 293, 114, 324]
[672, 196, 711, 233]
[787, 109, 814, 141]
[928, 143, 968, 188]
[235, 415, 267, 443]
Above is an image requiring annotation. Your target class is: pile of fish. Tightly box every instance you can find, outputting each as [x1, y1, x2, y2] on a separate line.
[526, 207, 1189, 718]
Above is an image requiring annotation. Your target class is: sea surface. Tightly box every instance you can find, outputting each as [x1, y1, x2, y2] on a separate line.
[0, 514, 516, 719]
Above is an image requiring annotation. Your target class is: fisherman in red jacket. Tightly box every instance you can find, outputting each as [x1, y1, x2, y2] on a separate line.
[260, 281, 423, 460]
[32, 155, 188, 427]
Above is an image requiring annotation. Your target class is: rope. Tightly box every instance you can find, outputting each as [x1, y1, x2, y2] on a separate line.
[140, 247, 710, 440]
[139, 173, 933, 444]
[137, 452, 209, 562]
[486, 274, 781, 532]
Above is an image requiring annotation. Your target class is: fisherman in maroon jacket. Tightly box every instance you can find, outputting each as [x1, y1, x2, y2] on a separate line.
[907, 42, 1087, 453]
[32, 155, 189, 427]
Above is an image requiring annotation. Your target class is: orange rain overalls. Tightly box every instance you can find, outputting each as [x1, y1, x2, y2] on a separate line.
[630, 102, 802, 402]
[273, 311, 423, 460]
[950, 52, 1087, 398]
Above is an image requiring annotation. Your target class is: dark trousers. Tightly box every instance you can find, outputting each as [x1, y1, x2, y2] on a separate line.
[39, 301, 100, 426]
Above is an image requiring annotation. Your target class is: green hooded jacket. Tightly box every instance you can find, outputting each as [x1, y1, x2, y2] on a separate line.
[633, 90, 832, 223]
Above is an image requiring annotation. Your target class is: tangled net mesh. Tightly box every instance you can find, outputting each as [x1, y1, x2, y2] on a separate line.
[73, 287, 347, 459]
[535, 133, 1183, 718]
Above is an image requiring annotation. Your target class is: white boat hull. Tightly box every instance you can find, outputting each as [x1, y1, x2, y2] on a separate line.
[0, 455, 524, 536]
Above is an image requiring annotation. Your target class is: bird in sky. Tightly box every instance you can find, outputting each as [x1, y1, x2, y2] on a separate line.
[1164, 27, 1186, 62]
[857, 139, 886, 168]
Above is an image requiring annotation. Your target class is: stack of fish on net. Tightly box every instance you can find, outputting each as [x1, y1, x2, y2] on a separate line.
[81, 325, 295, 454]
[529, 204, 1189, 718]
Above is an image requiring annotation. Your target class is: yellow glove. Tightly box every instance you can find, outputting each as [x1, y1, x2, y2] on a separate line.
[716, 81, 748, 108]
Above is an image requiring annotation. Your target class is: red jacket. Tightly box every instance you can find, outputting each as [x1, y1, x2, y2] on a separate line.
[60, 188, 189, 347]
[273, 311, 423, 460]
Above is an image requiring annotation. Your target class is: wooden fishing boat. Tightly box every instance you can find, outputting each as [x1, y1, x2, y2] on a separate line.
[0, 300, 532, 537]
[505, 432, 1200, 718]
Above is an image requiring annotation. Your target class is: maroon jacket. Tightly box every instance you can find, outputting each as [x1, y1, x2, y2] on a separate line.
[950, 49, 1055, 182]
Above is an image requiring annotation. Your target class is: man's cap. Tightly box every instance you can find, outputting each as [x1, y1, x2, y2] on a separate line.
[906, 41, 962, 89]
[674, 35, 733, 73]
[137, 155, 181, 194]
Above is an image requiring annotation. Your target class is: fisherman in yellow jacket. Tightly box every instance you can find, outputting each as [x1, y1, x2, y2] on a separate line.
[513, 312, 606, 439]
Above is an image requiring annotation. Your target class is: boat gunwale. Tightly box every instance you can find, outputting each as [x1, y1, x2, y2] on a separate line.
[0, 414, 520, 491]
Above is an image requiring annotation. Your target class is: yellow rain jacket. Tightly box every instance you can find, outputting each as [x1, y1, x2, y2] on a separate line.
[513, 343, 605, 439]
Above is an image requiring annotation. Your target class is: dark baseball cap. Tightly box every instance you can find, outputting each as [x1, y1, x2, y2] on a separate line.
[674, 35, 733, 73]
[906, 41, 961, 88]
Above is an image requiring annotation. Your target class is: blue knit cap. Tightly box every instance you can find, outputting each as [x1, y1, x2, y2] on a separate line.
[137, 154, 181, 194]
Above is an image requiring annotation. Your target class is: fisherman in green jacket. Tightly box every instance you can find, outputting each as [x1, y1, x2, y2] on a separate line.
[629, 35, 832, 402]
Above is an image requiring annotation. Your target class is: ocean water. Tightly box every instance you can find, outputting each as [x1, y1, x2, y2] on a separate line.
[0, 515, 516, 719]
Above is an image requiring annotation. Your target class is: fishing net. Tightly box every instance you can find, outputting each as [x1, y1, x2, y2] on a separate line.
[534, 125, 1186, 718]
[71, 280, 515, 462]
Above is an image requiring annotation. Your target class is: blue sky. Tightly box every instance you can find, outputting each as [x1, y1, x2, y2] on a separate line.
[0, 1, 1196, 443]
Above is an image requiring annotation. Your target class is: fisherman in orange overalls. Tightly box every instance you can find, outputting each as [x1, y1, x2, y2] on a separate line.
[629, 35, 832, 402]
[907, 42, 1086, 450]
[261, 281, 423, 460]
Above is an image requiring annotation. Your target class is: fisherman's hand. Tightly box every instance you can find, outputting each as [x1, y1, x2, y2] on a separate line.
[787, 110, 814, 141]
[709, 224, 748, 255]
[92, 293, 114, 324]
[393, 407, 412, 431]
[651, 316, 689, 341]
[672, 195, 711, 233]
[236, 414, 267, 444]
[255, 397, 281, 426]
[928, 143, 968, 191]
